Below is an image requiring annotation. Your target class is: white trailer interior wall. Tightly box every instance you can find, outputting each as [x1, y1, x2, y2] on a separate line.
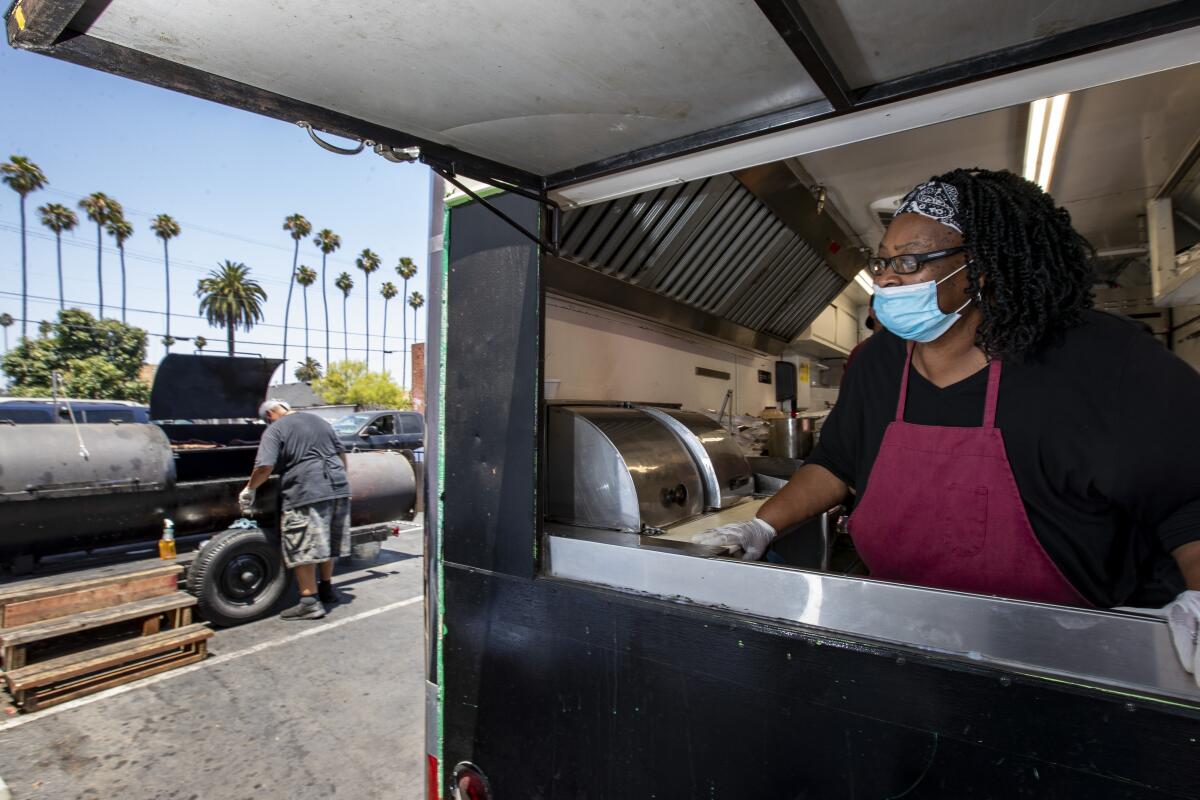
[545, 296, 782, 415]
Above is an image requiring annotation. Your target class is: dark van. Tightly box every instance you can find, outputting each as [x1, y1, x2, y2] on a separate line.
[0, 398, 151, 425]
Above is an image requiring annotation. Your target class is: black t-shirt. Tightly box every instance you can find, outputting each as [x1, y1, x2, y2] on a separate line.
[807, 311, 1200, 607]
[254, 412, 350, 511]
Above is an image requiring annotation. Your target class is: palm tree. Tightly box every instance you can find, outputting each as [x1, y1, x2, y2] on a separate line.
[281, 213, 311, 367]
[295, 265, 318, 364]
[79, 192, 123, 320]
[295, 357, 322, 383]
[2, 156, 48, 340]
[150, 214, 181, 351]
[195, 260, 267, 356]
[313, 228, 340, 366]
[408, 291, 425, 355]
[38, 202, 77, 311]
[104, 215, 133, 323]
[335, 271, 354, 361]
[0, 312, 13, 353]
[379, 281, 398, 371]
[396, 257, 418, 387]
[194, 335, 208, 352]
[354, 248, 381, 368]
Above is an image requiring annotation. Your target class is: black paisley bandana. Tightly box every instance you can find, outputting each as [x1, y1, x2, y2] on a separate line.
[895, 180, 962, 233]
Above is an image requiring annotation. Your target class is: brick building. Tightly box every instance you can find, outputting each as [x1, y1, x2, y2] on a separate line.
[410, 343, 425, 412]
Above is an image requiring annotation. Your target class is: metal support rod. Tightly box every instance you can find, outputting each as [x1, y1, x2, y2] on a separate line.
[753, 0, 853, 111]
[1156, 129, 1200, 200]
[434, 167, 559, 254]
[717, 389, 733, 434]
[1174, 209, 1200, 233]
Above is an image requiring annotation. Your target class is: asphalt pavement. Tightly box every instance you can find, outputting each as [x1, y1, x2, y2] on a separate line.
[0, 525, 427, 800]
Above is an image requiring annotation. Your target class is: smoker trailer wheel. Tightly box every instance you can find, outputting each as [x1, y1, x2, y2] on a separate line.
[187, 526, 292, 627]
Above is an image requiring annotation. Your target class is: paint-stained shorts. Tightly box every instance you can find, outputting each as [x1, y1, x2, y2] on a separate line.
[279, 498, 351, 567]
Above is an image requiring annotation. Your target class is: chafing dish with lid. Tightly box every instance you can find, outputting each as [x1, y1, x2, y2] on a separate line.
[546, 404, 755, 534]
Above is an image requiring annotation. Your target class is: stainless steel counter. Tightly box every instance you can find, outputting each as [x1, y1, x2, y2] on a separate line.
[545, 530, 1200, 705]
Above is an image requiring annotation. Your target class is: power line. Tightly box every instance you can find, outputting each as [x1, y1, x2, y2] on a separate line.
[0, 220, 428, 293]
[2, 314, 414, 356]
[0, 220, 294, 286]
[0, 290, 423, 344]
[19, 186, 420, 272]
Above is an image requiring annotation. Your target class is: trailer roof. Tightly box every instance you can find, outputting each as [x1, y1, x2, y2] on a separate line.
[7, 1, 1200, 202]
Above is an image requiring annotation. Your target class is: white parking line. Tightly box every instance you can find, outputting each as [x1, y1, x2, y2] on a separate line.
[0, 594, 423, 733]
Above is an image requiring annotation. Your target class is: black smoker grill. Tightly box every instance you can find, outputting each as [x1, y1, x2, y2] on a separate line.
[0, 354, 417, 624]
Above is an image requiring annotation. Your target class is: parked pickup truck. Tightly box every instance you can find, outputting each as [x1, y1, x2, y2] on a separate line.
[331, 410, 424, 452]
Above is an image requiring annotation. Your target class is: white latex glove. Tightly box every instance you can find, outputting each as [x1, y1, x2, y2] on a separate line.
[691, 518, 776, 561]
[1164, 590, 1200, 686]
[238, 487, 256, 514]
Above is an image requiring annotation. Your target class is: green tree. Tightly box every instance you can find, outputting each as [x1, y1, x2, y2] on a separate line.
[0, 308, 150, 401]
[379, 281, 398, 372]
[104, 215, 134, 323]
[0, 312, 13, 354]
[395, 257, 418, 388]
[295, 356, 322, 383]
[335, 271, 354, 362]
[313, 228, 340, 366]
[150, 214, 181, 351]
[79, 192, 123, 320]
[312, 360, 410, 408]
[196, 261, 267, 356]
[295, 265, 318, 363]
[38, 202, 78, 312]
[2, 155, 48, 340]
[193, 335, 207, 352]
[281, 213, 312, 368]
[355, 248, 381, 368]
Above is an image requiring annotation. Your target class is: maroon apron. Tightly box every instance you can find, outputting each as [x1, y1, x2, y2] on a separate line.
[848, 344, 1091, 606]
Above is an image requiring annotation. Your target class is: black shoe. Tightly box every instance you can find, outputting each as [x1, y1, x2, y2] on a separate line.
[280, 599, 325, 620]
[318, 580, 342, 605]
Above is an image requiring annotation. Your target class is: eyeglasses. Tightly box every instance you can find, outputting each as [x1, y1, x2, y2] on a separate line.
[866, 246, 968, 277]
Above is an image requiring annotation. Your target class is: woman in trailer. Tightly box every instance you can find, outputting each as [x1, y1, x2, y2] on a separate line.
[695, 168, 1200, 681]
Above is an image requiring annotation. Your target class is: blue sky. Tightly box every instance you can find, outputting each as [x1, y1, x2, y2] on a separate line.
[0, 41, 431, 383]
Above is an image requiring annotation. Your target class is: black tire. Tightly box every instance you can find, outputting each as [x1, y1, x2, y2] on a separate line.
[187, 527, 292, 627]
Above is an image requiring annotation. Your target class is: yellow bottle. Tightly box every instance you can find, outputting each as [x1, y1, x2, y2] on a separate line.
[159, 518, 177, 560]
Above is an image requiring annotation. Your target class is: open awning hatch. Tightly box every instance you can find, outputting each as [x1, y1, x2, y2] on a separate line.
[8, 1, 1200, 206]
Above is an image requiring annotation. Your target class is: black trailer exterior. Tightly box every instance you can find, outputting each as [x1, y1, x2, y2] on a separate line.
[426, 193, 1200, 798]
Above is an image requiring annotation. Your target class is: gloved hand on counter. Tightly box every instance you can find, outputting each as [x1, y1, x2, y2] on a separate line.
[691, 518, 776, 561]
[1121, 590, 1200, 687]
[238, 487, 256, 514]
[1164, 590, 1200, 685]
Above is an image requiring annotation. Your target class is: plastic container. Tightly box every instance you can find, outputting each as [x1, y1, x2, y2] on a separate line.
[543, 379, 562, 400]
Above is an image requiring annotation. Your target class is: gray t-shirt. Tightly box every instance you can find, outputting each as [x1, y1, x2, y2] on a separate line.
[254, 412, 350, 510]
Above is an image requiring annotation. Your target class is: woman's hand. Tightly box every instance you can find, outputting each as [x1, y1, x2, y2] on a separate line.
[692, 518, 777, 561]
[1164, 590, 1200, 686]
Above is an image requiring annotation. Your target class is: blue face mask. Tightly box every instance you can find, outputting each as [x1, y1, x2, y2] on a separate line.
[873, 263, 972, 343]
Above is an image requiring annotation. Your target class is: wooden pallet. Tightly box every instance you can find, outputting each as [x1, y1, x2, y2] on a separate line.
[4, 624, 212, 711]
[0, 561, 184, 628]
[0, 565, 209, 712]
[0, 591, 197, 670]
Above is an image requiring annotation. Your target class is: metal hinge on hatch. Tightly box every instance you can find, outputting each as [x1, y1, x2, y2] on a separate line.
[296, 121, 561, 254]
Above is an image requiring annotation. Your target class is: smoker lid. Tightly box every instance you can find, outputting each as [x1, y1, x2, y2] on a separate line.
[150, 355, 283, 421]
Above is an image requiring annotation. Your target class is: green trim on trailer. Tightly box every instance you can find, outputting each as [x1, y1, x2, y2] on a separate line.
[444, 185, 506, 208]
[1012, 670, 1200, 712]
[434, 201, 450, 800]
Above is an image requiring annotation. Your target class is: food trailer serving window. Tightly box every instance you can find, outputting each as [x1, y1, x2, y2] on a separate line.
[534, 55, 1200, 706]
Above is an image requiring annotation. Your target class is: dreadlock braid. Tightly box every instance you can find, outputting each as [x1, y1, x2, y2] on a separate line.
[930, 168, 1094, 360]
